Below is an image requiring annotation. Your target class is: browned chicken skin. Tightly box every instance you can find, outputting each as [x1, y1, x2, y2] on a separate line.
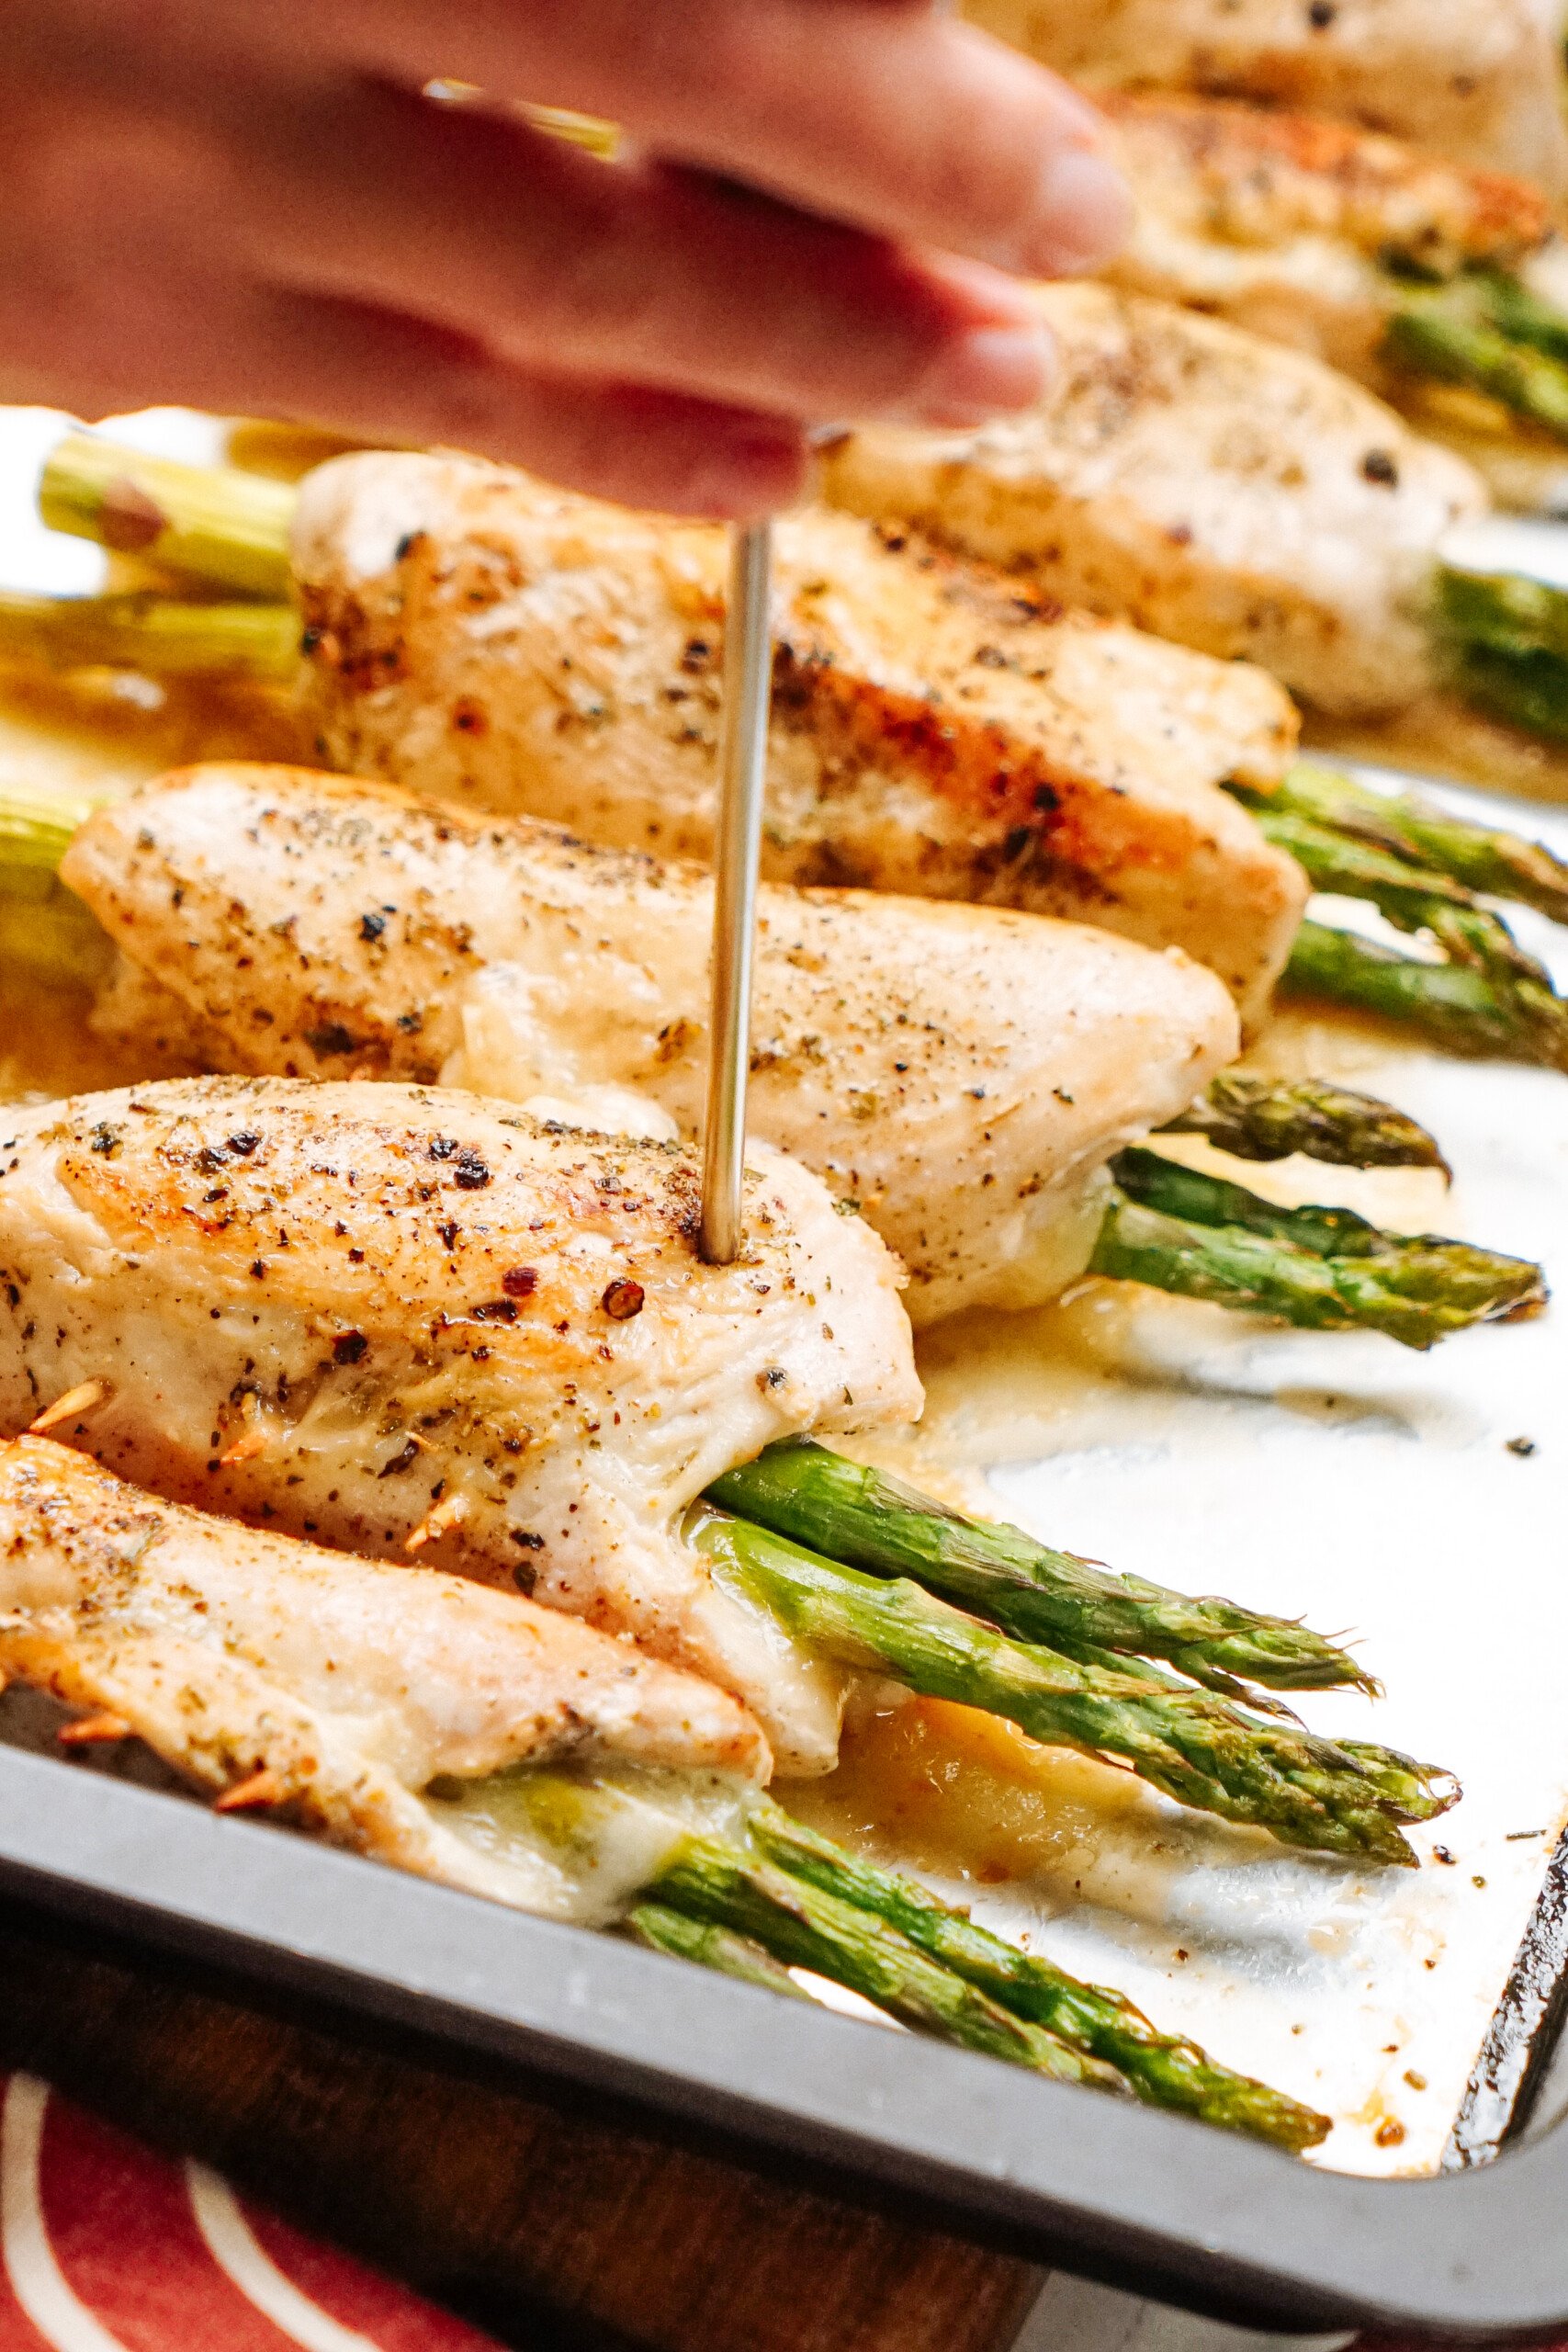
[290, 452, 1303, 1028]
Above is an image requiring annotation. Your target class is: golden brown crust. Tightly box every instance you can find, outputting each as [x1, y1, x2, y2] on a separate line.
[291, 452, 1302, 1028]
[1103, 90, 1551, 269]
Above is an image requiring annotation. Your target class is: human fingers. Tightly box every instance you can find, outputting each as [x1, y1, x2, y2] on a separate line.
[530, 6, 1134, 278]
[0, 257, 807, 516]
[108, 0, 1131, 283]
[223, 77, 1054, 431]
[240, 292, 812, 514]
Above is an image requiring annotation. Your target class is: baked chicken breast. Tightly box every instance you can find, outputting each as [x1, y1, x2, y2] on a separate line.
[964, 0, 1568, 194]
[290, 451, 1303, 1024]
[1091, 92, 1568, 510]
[0, 1436, 768, 1915]
[63, 764, 1240, 1324]
[1099, 92, 1555, 385]
[820, 283, 1488, 718]
[0, 1077, 921, 1772]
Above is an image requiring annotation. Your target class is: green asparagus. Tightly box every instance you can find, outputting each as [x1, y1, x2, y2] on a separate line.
[650, 1831, 1127, 2091]
[1283, 918, 1562, 1061]
[691, 1508, 1455, 1865]
[0, 788, 111, 986]
[520, 1771, 1327, 2144]
[1452, 641, 1568, 741]
[1437, 566, 1568, 667]
[1111, 1148, 1529, 1277]
[39, 435, 296, 601]
[707, 1438, 1372, 1696]
[1239, 763, 1568, 926]
[1385, 290, 1568, 443]
[1466, 268, 1568, 367]
[1163, 1072, 1447, 1173]
[1098, 1148, 1545, 1347]
[0, 589, 300, 681]
[1246, 803, 1555, 990]
[748, 1803, 1329, 2149]
[1432, 568, 1568, 741]
[1228, 756, 1568, 1062]
[626, 1901, 817, 1999]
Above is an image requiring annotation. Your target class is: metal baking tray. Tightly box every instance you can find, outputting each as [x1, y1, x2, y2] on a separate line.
[4, 412, 1568, 2336]
[6, 1739, 1568, 2342]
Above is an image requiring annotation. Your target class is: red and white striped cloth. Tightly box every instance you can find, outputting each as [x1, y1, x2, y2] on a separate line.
[0, 2072, 501, 2352]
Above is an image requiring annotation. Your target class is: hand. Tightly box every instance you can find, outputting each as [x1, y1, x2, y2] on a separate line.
[2, 0, 1129, 513]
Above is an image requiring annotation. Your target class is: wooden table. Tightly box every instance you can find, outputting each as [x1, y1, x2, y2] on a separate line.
[0, 1891, 1042, 2352]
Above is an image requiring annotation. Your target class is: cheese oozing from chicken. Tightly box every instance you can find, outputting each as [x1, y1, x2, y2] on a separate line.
[0, 1079, 921, 1773]
[820, 283, 1489, 718]
[288, 451, 1303, 1028]
[0, 1438, 765, 1919]
[63, 764, 1240, 1326]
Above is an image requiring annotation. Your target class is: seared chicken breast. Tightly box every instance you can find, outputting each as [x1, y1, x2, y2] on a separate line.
[291, 451, 1303, 1023]
[1100, 92, 1553, 384]
[1094, 93, 1568, 508]
[965, 0, 1568, 193]
[63, 765, 1240, 1323]
[820, 283, 1488, 718]
[0, 1078, 921, 1772]
[0, 1437, 768, 1915]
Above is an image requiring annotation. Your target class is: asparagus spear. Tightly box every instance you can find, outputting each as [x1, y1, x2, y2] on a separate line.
[650, 1831, 1128, 2092]
[1110, 1148, 1505, 1269]
[1163, 1071, 1448, 1174]
[0, 588, 300, 681]
[1238, 763, 1568, 926]
[488, 1773, 1329, 2144]
[1432, 569, 1568, 741]
[707, 1438, 1372, 1697]
[1472, 267, 1568, 367]
[1092, 1193, 1534, 1347]
[39, 435, 296, 601]
[1246, 803, 1553, 984]
[1248, 795, 1568, 1069]
[1100, 1148, 1545, 1346]
[1283, 918, 1563, 1061]
[1436, 566, 1568, 667]
[747, 1803, 1329, 2150]
[691, 1510, 1455, 1865]
[1385, 291, 1568, 443]
[626, 1901, 817, 2000]
[0, 788, 112, 986]
[1453, 642, 1568, 742]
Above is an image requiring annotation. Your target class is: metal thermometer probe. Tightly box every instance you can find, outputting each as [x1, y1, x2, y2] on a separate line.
[698, 519, 774, 1264]
[697, 3, 958, 1261]
[511, 107, 776, 1268]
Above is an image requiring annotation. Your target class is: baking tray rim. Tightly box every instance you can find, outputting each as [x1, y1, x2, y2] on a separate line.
[4, 1744, 1568, 2341]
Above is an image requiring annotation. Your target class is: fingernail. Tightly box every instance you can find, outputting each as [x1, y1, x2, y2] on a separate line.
[899, 321, 1053, 429]
[1023, 144, 1134, 277]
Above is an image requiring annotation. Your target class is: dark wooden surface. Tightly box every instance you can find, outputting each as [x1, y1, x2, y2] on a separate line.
[0, 1893, 1042, 2352]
